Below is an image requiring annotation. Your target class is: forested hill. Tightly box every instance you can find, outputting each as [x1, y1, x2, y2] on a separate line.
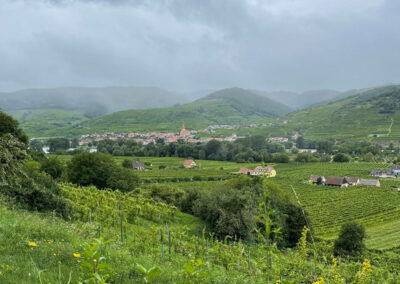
[41, 88, 292, 136]
[0, 86, 185, 114]
[200, 87, 292, 117]
[283, 85, 400, 141]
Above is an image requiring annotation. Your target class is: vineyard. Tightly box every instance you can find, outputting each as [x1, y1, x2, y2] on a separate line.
[2, 183, 400, 283]
[272, 162, 400, 250]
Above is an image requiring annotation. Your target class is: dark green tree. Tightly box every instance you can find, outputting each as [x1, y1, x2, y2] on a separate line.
[334, 222, 366, 256]
[40, 157, 64, 179]
[67, 153, 116, 189]
[48, 138, 70, 153]
[0, 111, 28, 144]
[333, 153, 350, 163]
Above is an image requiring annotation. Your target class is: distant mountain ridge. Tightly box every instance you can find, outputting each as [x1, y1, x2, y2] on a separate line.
[0, 86, 186, 114]
[34, 87, 291, 136]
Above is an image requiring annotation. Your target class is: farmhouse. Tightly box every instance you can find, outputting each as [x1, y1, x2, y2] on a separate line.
[325, 177, 348, 187]
[344, 177, 360, 186]
[369, 169, 396, 178]
[132, 161, 145, 171]
[184, 159, 197, 169]
[369, 165, 400, 178]
[239, 166, 276, 177]
[389, 165, 400, 175]
[360, 179, 380, 187]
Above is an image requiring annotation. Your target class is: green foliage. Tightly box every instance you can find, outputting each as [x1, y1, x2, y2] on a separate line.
[107, 167, 139, 192]
[135, 264, 161, 283]
[0, 111, 28, 144]
[362, 152, 375, 162]
[78, 237, 115, 284]
[40, 156, 64, 179]
[333, 153, 350, 163]
[67, 153, 139, 192]
[0, 134, 29, 187]
[122, 159, 132, 169]
[295, 152, 317, 163]
[334, 222, 366, 256]
[48, 138, 70, 153]
[192, 177, 263, 240]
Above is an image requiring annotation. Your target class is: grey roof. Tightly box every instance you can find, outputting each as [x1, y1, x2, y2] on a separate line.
[389, 165, 400, 170]
[360, 179, 380, 186]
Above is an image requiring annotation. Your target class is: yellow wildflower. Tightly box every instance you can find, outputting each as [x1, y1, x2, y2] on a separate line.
[332, 258, 338, 267]
[93, 259, 97, 263]
[276, 280, 281, 283]
[28, 242, 37, 247]
[190, 259, 195, 264]
[312, 277, 324, 284]
[73, 253, 81, 258]
[53, 253, 57, 256]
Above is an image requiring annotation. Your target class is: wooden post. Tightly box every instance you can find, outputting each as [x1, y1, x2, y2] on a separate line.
[120, 216, 123, 244]
[248, 250, 251, 272]
[168, 231, 171, 255]
[162, 244, 165, 263]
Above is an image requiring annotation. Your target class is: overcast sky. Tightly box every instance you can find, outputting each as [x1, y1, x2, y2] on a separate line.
[1, 0, 399, 92]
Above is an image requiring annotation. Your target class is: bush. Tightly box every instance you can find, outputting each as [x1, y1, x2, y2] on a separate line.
[122, 159, 132, 169]
[334, 222, 366, 256]
[40, 157, 64, 179]
[67, 153, 139, 191]
[192, 176, 263, 240]
[333, 153, 350, 163]
[107, 167, 139, 192]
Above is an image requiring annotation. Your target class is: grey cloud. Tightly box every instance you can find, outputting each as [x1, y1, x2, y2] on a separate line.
[0, 0, 399, 92]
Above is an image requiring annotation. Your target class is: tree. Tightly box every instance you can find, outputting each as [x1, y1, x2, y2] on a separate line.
[67, 153, 116, 189]
[334, 222, 365, 256]
[362, 152, 374, 162]
[0, 134, 29, 186]
[67, 153, 138, 191]
[333, 153, 350, 163]
[296, 136, 305, 149]
[0, 111, 28, 144]
[48, 138, 70, 153]
[122, 159, 132, 169]
[40, 157, 64, 179]
[272, 153, 290, 163]
[107, 167, 139, 192]
[295, 152, 316, 163]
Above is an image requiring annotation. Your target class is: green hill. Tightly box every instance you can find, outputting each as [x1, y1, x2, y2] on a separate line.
[38, 88, 292, 136]
[284, 84, 400, 141]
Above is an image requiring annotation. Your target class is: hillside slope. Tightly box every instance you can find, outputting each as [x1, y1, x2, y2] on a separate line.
[0, 86, 185, 113]
[284, 85, 400, 141]
[1, 86, 186, 137]
[42, 88, 291, 136]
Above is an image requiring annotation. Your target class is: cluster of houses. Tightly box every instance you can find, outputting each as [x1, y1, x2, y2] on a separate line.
[78, 124, 243, 146]
[239, 166, 276, 177]
[369, 165, 400, 178]
[309, 175, 380, 187]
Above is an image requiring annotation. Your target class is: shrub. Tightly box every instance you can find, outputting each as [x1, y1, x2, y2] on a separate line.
[334, 222, 366, 256]
[67, 153, 139, 191]
[122, 159, 132, 169]
[333, 153, 350, 163]
[40, 156, 64, 179]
